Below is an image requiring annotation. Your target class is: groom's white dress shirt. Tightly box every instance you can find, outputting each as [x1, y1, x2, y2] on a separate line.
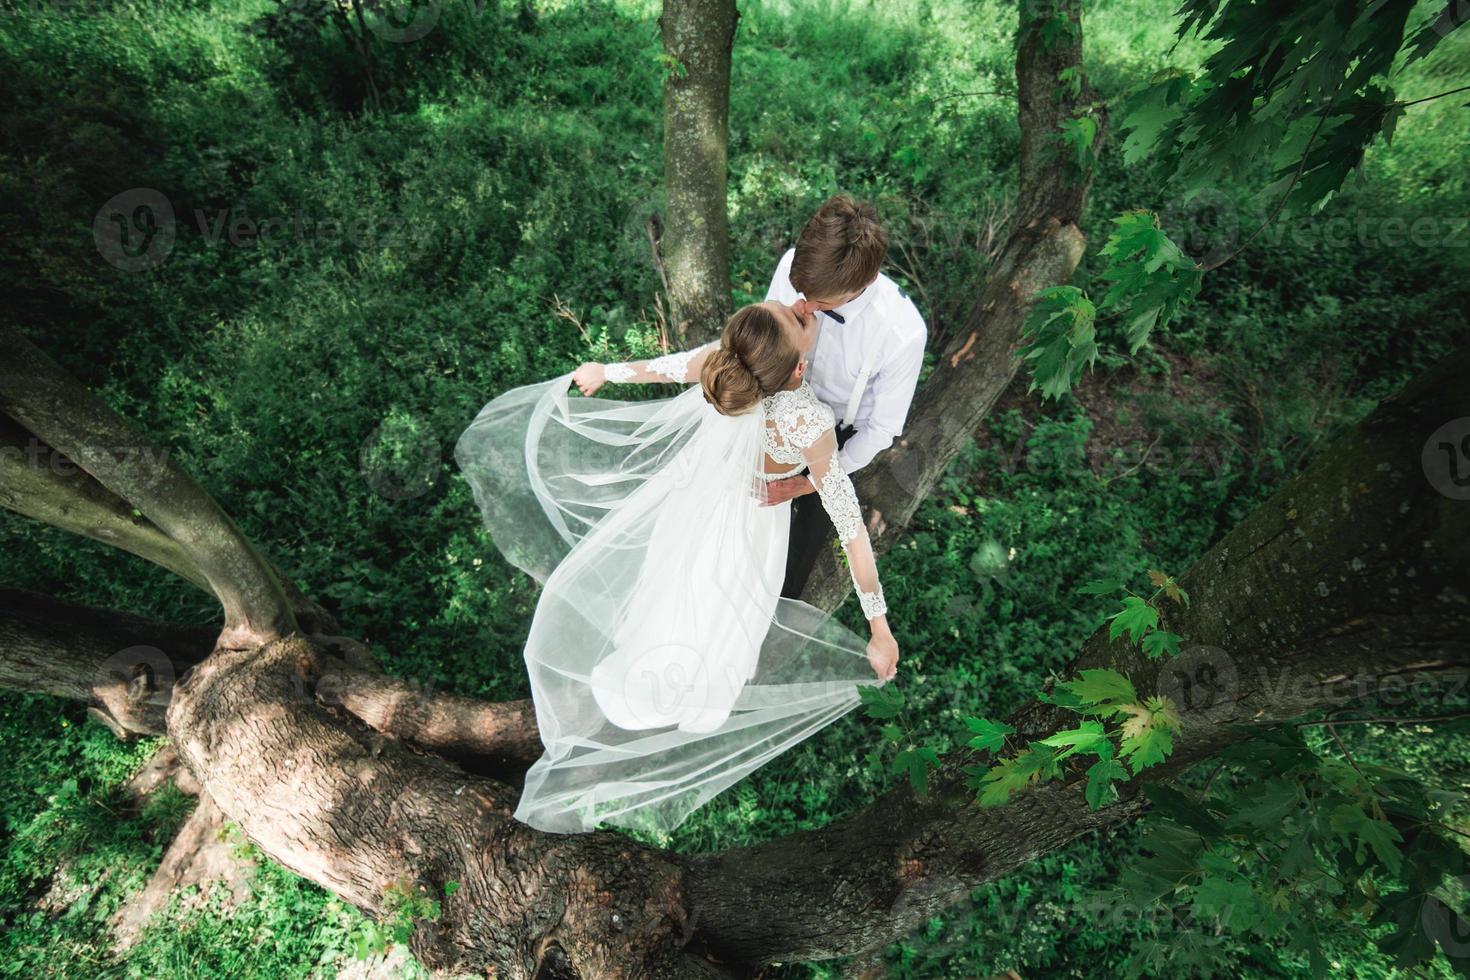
[764, 247, 928, 475]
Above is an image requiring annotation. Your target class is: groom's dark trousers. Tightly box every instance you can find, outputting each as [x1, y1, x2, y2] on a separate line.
[780, 422, 856, 599]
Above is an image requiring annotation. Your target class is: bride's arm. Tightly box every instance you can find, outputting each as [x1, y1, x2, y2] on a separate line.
[573, 341, 719, 394]
[802, 428, 888, 622]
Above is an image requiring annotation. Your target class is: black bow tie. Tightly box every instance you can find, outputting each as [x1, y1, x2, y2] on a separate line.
[822, 309, 845, 324]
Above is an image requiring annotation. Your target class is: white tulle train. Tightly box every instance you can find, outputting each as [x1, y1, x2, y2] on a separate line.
[455, 373, 884, 835]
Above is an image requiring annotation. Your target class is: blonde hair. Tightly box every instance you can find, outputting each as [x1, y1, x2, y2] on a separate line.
[789, 194, 888, 299]
[700, 304, 800, 416]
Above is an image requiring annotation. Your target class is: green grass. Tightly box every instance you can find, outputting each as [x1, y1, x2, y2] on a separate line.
[1, 0, 1467, 975]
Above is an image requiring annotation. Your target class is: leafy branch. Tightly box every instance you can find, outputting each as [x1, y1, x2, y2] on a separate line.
[859, 567, 1193, 810]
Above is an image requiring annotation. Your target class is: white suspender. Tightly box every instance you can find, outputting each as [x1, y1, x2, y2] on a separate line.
[840, 331, 883, 429]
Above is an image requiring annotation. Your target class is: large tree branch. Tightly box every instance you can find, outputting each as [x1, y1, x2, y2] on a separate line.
[801, 0, 1108, 612]
[0, 414, 341, 633]
[0, 588, 214, 737]
[0, 587, 540, 764]
[681, 341, 1470, 964]
[0, 327, 297, 644]
[0, 414, 213, 592]
[164, 634, 724, 978]
[316, 665, 543, 770]
[0, 416, 341, 633]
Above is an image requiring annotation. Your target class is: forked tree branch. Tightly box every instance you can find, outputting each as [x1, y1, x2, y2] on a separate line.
[0, 414, 213, 592]
[1, 326, 298, 644]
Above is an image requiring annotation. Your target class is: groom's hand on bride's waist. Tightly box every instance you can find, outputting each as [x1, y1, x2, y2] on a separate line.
[757, 474, 816, 506]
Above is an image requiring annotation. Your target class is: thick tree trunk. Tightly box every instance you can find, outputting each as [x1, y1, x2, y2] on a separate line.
[660, 0, 738, 343]
[163, 634, 714, 978]
[799, 0, 1107, 612]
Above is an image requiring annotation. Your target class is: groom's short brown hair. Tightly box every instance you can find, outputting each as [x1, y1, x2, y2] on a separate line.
[789, 194, 888, 300]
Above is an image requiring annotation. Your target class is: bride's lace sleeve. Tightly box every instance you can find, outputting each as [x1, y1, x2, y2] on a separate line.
[603, 341, 718, 385]
[800, 427, 888, 621]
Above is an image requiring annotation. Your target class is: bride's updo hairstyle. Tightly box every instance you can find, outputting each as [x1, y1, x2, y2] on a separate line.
[700, 304, 800, 417]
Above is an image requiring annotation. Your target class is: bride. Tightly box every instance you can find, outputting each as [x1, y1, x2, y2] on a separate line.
[454, 299, 900, 835]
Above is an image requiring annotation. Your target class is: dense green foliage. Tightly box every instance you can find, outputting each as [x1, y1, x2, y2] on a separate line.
[2, 0, 1467, 975]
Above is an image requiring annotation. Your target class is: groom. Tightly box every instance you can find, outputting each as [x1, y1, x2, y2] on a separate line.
[762, 194, 928, 599]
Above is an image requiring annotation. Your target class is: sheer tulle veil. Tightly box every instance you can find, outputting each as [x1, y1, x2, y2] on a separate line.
[454, 371, 885, 835]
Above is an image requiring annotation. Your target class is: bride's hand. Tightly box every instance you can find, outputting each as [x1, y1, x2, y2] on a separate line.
[572, 362, 607, 396]
[865, 626, 898, 682]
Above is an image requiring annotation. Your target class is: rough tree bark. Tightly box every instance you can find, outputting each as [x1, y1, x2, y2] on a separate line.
[659, 0, 738, 343]
[799, 0, 1107, 613]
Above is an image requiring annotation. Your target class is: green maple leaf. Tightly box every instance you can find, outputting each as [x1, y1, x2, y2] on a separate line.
[1015, 286, 1097, 401]
[1118, 696, 1182, 774]
[1085, 755, 1128, 809]
[963, 716, 1015, 754]
[977, 757, 1032, 807]
[1109, 595, 1160, 644]
[1039, 720, 1109, 760]
[859, 683, 904, 719]
[894, 747, 940, 801]
[976, 745, 1061, 807]
[1058, 668, 1138, 709]
[1142, 629, 1182, 659]
[1076, 578, 1124, 596]
[1329, 803, 1404, 873]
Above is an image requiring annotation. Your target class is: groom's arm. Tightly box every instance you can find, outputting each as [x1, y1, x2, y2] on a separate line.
[838, 332, 926, 474]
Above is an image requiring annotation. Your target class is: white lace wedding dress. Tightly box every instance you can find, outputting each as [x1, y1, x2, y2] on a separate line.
[454, 342, 890, 835]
